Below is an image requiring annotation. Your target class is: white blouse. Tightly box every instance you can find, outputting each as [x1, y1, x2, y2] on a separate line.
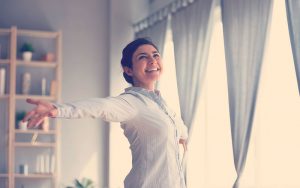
[54, 87, 188, 188]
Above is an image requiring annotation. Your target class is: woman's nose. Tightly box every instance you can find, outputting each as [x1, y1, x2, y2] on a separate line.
[148, 56, 156, 64]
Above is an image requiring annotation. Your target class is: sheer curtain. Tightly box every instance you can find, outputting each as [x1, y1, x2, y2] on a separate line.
[221, 0, 273, 187]
[171, 0, 216, 141]
[286, 0, 300, 94]
[135, 18, 168, 56]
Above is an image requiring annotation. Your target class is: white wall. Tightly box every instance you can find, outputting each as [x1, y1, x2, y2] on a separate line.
[0, 0, 110, 187]
[0, 0, 152, 187]
[108, 0, 149, 187]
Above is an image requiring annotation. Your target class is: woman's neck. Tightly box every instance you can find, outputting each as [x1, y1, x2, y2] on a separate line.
[133, 82, 155, 91]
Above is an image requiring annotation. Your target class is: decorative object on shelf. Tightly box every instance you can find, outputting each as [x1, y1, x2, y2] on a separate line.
[50, 154, 55, 173]
[0, 68, 5, 95]
[22, 72, 31, 94]
[18, 121, 28, 130]
[36, 154, 55, 174]
[50, 80, 57, 97]
[16, 111, 27, 129]
[66, 177, 95, 188]
[19, 164, 28, 175]
[20, 42, 34, 61]
[42, 52, 55, 62]
[41, 77, 46, 95]
[41, 117, 49, 131]
[31, 132, 38, 143]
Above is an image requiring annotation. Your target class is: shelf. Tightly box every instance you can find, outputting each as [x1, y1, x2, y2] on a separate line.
[2, 26, 61, 188]
[0, 174, 8, 178]
[14, 142, 56, 148]
[14, 173, 55, 179]
[17, 29, 59, 38]
[0, 59, 10, 64]
[16, 60, 57, 68]
[15, 94, 56, 101]
[0, 95, 9, 100]
[15, 129, 56, 135]
[0, 28, 10, 35]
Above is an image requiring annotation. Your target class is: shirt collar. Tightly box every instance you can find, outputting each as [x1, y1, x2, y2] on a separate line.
[125, 86, 161, 97]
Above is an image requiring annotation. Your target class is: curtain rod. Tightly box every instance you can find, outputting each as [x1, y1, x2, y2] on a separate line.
[133, 0, 197, 33]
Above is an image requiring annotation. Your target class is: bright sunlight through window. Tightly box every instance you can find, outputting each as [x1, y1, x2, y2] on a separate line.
[159, 1, 300, 187]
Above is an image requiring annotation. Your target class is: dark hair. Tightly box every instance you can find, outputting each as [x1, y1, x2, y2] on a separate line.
[121, 37, 159, 85]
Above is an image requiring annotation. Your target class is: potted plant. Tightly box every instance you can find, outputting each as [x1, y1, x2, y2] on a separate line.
[15, 111, 27, 130]
[20, 43, 34, 61]
[66, 177, 95, 188]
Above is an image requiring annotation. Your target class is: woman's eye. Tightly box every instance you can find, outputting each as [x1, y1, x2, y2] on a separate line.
[138, 56, 147, 60]
[153, 53, 160, 58]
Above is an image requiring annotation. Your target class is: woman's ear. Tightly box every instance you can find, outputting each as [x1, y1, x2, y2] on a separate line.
[123, 66, 133, 76]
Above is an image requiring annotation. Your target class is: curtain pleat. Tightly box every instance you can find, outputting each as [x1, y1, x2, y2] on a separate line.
[171, 0, 216, 183]
[286, 0, 300, 95]
[221, 0, 274, 187]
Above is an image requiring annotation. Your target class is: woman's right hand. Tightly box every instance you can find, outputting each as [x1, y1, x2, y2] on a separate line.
[23, 98, 58, 128]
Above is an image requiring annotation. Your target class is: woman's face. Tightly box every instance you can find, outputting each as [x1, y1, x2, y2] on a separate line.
[124, 44, 163, 90]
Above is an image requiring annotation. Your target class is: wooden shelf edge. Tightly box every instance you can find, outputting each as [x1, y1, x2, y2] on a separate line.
[14, 173, 55, 178]
[14, 142, 56, 147]
[16, 61, 57, 68]
[0, 95, 9, 99]
[17, 29, 59, 38]
[15, 129, 56, 134]
[0, 59, 10, 64]
[15, 94, 56, 101]
[0, 28, 10, 35]
[0, 173, 8, 178]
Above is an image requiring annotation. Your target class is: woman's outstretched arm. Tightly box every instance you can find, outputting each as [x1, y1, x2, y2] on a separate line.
[23, 94, 138, 128]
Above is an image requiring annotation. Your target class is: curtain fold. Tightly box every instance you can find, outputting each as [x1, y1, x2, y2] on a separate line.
[221, 0, 273, 187]
[286, 0, 300, 95]
[171, 0, 215, 136]
[171, 0, 216, 182]
[135, 18, 168, 56]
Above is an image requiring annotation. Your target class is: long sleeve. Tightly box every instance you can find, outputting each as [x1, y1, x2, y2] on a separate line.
[53, 94, 138, 122]
[175, 115, 189, 140]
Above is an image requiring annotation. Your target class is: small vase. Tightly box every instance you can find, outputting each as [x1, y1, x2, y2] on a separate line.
[22, 72, 31, 95]
[22, 51, 32, 61]
[18, 121, 28, 130]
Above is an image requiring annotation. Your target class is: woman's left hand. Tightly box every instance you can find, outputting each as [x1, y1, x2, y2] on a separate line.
[179, 138, 187, 152]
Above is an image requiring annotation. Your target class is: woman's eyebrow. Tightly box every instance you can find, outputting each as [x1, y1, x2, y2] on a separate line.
[136, 51, 159, 57]
[137, 52, 147, 56]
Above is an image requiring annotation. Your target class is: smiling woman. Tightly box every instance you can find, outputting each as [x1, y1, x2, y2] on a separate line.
[121, 38, 163, 90]
[23, 38, 189, 188]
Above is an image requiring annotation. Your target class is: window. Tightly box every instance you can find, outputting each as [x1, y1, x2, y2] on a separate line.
[159, 1, 300, 187]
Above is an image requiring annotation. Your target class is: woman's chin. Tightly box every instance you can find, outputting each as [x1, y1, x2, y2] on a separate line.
[147, 73, 160, 81]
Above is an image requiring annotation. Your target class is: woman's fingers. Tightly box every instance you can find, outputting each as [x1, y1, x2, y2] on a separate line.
[26, 98, 40, 105]
[183, 142, 187, 152]
[35, 117, 46, 128]
[23, 110, 36, 122]
[27, 110, 52, 128]
[179, 139, 188, 152]
[24, 98, 55, 128]
[27, 114, 44, 128]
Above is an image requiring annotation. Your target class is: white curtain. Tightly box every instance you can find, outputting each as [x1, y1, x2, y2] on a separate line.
[135, 18, 168, 55]
[221, 0, 273, 187]
[171, 0, 216, 182]
[171, 0, 216, 136]
[286, 0, 300, 95]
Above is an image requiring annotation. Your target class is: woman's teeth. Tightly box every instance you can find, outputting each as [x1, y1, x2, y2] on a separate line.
[145, 68, 159, 72]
